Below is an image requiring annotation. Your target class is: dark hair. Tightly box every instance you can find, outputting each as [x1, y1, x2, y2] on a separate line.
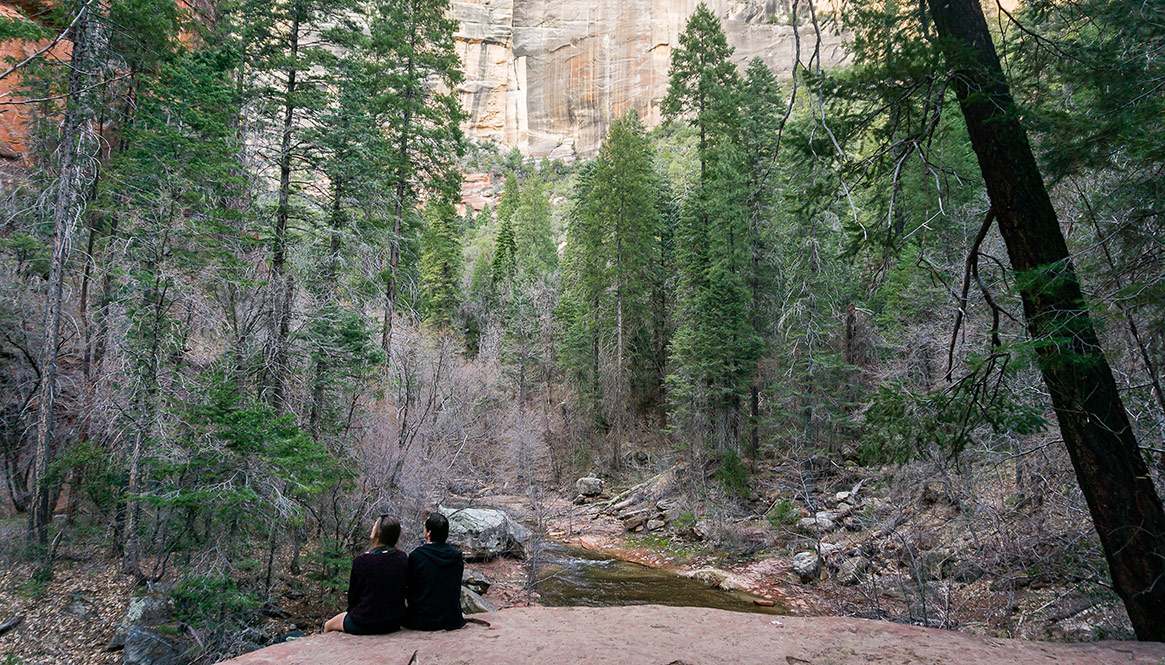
[424, 512, 449, 544]
[371, 515, 401, 550]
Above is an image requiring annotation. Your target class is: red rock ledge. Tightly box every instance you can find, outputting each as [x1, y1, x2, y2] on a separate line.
[218, 605, 1165, 665]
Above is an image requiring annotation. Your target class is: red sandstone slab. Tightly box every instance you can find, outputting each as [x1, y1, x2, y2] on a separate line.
[218, 605, 1165, 665]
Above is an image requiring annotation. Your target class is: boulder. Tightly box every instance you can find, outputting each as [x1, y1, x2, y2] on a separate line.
[792, 552, 821, 583]
[121, 593, 186, 665]
[691, 568, 725, 585]
[576, 477, 604, 497]
[691, 520, 712, 540]
[836, 556, 869, 586]
[462, 569, 493, 595]
[623, 515, 648, 531]
[440, 507, 531, 560]
[646, 519, 666, 532]
[798, 516, 834, 533]
[817, 542, 842, 557]
[461, 586, 497, 615]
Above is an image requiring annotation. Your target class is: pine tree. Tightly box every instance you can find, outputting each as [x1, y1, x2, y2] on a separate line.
[227, 0, 358, 409]
[513, 180, 557, 277]
[368, 0, 467, 355]
[420, 198, 464, 330]
[497, 174, 521, 227]
[589, 112, 661, 462]
[738, 58, 783, 457]
[559, 163, 605, 422]
[304, 38, 392, 436]
[662, 3, 759, 453]
[559, 116, 665, 456]
[926, 0, 1165, 639]
[101, 31, 253, 576]
[492, 213, 517, 285]
[26, 0, 109, 556]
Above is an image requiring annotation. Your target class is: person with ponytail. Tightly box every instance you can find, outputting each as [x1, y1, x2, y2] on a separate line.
[324, 515, 408, 635]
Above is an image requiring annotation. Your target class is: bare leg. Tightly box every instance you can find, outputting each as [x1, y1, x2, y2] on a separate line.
[324, 612, 347, 633]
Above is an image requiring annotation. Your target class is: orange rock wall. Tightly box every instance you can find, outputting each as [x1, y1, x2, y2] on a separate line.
[0, 2, 70, 162]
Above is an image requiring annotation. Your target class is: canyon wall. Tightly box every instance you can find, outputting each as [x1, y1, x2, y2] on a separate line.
[0, 3, 70, 163]
[2, 1, 847, 164]
[453, 0, 848, 158]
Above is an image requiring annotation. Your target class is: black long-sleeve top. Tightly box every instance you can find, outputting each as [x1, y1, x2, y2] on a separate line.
[346, 546, 408, 634]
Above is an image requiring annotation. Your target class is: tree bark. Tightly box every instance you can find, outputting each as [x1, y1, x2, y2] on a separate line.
[926, 0, 1165, 641]
[381, 36, 417, 360]
[29, 0, 104, 552]
[268, 10, 301, 411]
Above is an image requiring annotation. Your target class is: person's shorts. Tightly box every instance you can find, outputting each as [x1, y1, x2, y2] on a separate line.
[343, 614, 399, 635]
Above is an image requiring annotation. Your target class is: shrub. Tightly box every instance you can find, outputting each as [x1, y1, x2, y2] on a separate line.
[767, 499, 799, 529]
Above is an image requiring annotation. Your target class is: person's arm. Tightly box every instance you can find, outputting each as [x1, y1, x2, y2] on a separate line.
[346, 556, 362, 612]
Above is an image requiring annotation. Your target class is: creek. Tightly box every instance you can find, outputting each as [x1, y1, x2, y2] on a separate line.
[529, 541, 785, 614]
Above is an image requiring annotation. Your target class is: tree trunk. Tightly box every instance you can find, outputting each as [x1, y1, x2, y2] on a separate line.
[123, 255, 167, 577]
[381, 44, 416, 360]
[926, 0, 1165, 641]
[615, 226, 625, 469]
[310, 178, 344, 435]
[29, 0, 104, 552]
[268, 11, 300, 411]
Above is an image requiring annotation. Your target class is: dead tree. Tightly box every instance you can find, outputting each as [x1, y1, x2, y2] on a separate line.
[28, 0, 106, 553]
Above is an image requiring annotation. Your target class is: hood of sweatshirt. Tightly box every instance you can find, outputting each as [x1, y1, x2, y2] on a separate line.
[413, 542, 462, 568]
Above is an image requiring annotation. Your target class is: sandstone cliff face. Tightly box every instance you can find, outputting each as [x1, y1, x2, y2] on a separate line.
[2, 1, 846, 163]
[453, 0, 848, 158]
[0, 3, 71, 163]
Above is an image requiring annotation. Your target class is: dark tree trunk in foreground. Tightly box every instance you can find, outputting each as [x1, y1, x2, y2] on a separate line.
[926, 0, 1165, 641]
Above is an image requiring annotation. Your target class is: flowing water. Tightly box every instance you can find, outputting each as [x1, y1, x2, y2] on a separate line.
[531, 541, 786, 614]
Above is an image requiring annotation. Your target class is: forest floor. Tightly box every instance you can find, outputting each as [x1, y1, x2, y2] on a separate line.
[0, 520, 132, 665]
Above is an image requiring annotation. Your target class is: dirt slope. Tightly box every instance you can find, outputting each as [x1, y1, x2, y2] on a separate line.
[217, 605, 1165, 665]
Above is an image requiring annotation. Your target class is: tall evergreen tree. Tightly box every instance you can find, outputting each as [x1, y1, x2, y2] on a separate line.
[591, 113, 661, 461]
[492, 213, 517, 285]
[559, 164, 605, 422]
[496, 174, 521, 227]
[369, 0, 467, 355]
[662, 3, 759, 453]
[227, 0, 358, 409]
[737, 58, 783, 457]
[926, 0, 1165, 639]
[420, 198, 463, 330]
[303, 38, 392, 437]
[512, 180, 557, 277]
[559, 115, 665, 463]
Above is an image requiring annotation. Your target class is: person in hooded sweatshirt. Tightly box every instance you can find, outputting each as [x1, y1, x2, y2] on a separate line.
[404, 512, 466, 631]
[323, 515, 408, 635]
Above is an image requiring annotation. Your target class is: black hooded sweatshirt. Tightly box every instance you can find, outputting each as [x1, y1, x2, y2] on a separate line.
[405, 542, 466, 631]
